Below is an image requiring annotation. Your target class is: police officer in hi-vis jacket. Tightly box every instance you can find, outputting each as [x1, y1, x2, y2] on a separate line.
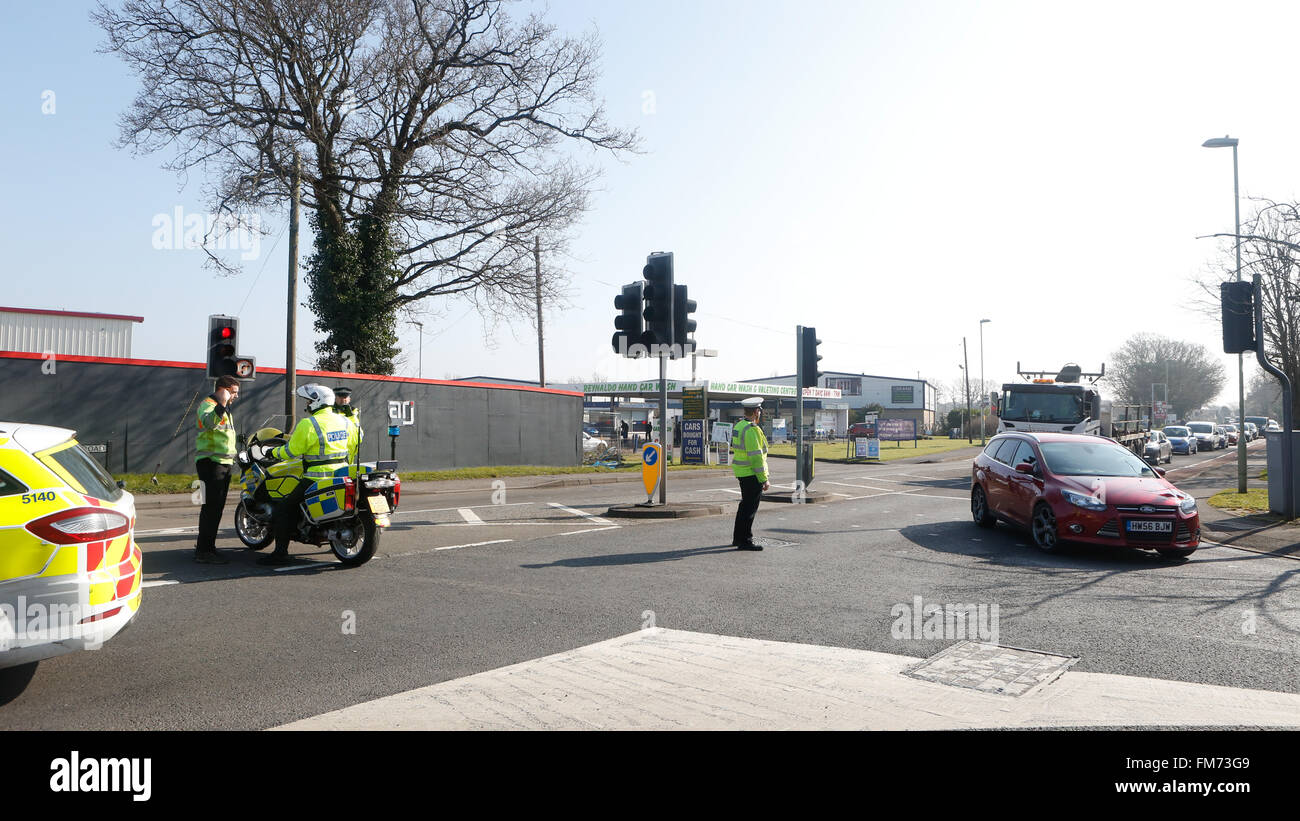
[731, 397, 770, 550]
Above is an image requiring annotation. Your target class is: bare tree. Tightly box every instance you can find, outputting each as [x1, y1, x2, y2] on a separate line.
[1194, 199, 1300, 417]
[95, 0, 637, 372]
[1108, 333, 1225, 421]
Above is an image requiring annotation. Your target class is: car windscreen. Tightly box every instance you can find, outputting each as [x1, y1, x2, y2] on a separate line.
[39, 443, 123, 503]
[1039, 441, 1157, 478]
[1163, 427, 1189, 437]
[1187, 423, 1214, 434]
[1000, 389, 1087, 424]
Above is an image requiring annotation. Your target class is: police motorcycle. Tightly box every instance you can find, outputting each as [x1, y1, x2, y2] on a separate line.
[231, 425, 400, 567]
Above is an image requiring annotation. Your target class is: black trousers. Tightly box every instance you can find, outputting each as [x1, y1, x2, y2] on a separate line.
[733, 475, 763, 545]
[272, 480, 307, 554]
[195, 459, 232, 552]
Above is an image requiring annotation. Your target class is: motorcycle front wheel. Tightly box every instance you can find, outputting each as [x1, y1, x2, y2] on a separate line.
[235, 500, 274, 549]
[330, 511, 378, 567]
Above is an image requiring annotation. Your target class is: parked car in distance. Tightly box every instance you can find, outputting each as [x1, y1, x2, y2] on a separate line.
[1143, 430, 1172, 464]
[1186, 421, 1224, 450]
[970, 431, 1199, 558]
[847, 422, 876, 439]
[1221, 424, 1239, 446]
[582, 431, 608, 453]
[1267, 420, 1281, 432]
[1162, 425, 1197, 455]
[1243, 422, 1259, 441]
[1245, 417, 1269, 438]
[1216, 425, 1234, 446]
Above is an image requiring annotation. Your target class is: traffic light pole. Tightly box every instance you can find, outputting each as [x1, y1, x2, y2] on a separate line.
[285, 150, 300, 427]
[1253, 273, 1294, 519]
[796, 325, 804, 487]
[659, 352, 668, 504]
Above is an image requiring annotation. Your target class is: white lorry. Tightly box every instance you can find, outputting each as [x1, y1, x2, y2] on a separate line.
[993, 363, 1151, 456]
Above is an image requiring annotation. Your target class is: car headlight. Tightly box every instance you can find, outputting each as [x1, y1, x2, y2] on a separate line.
[1062, 489, 1107, 511]
[1178, 494, 1197, 514]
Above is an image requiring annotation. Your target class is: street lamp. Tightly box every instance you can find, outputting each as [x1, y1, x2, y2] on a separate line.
[1202, 135, 1247, 494]
[692, 348, 718, 383]
[412, 321, 424, 379]
[979, 319, 990, 445]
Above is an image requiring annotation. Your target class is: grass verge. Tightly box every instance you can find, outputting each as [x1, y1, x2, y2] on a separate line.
[116, 463, 723, 493]
[768, 438, 976, 463]
[1207, 487, 1270, 512]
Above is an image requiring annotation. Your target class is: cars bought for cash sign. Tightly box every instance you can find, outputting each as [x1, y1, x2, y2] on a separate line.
[877, 419, 916, 441]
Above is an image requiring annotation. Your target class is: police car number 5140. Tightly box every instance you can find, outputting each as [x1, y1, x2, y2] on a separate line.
[21, 491, 57, 503]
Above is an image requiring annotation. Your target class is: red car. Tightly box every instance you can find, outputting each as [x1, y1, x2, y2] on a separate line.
[971, 431, 1200, 559]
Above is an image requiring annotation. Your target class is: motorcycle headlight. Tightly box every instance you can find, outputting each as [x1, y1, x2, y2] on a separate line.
[1062, 489, 1107, 511]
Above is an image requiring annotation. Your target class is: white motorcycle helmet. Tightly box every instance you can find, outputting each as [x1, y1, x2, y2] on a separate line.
[296, 383, 335, 412]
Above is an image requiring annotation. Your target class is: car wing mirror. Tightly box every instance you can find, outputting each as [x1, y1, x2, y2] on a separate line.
[1154, 467, 1167, 477]
[1015, 463, 1035, 474]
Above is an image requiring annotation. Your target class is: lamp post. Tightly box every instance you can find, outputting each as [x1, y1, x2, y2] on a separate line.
[1203, 135, 1247, 494]
[412, 321, 424, 379]
[979, 319, 990, 445]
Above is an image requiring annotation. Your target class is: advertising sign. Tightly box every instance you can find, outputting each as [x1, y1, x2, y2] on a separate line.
[682, 387, 707, 420]
[878, 418, 917, 441]
[771, 418, 787, 442]
[711, 421, 734, 445]
[641, 442, 662, 496]
[891, 385, 915, 405]
[681, 419, 705, 465]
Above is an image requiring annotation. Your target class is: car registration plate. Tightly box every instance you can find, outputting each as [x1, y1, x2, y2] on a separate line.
[367, 495, 390, 514]
[1126, 519, 1171, 533]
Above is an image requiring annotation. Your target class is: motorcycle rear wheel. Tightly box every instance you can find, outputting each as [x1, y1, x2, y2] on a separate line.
[331, 511, 378, 567]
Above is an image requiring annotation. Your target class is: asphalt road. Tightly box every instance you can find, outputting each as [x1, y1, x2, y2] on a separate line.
[3, 441, 1295, 730]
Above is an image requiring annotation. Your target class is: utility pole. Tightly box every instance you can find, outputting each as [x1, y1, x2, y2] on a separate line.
[963, 337, 972, 443]
[535, 235, 545, 388]
[285, 150, 300, 427]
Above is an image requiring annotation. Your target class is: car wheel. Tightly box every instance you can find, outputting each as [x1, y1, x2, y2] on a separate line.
[1031, 503, 1060, 552]
[971, 486, 995, 529]
[1157, 548, 1195, 560]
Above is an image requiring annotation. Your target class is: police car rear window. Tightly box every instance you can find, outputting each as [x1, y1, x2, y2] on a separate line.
[0, 468, 27, 497]
[42, 445, 122, 503]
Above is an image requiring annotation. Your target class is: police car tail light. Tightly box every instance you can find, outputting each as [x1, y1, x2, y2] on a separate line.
[26, 508, 130, 544]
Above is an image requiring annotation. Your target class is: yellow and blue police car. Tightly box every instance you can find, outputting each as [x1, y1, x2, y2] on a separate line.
[0, 421, 142, 669]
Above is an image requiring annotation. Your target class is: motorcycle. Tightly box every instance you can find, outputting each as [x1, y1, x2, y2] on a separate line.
[231, 427, 400, 567]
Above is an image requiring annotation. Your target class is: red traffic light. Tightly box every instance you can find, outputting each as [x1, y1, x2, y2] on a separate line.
[220, 327, 233, 339]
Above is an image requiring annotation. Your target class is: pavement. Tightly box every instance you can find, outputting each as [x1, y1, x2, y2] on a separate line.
[1165, 440, 1300, 560]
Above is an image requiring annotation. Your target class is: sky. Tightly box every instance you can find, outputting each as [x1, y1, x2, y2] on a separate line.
[4, 0, 1299, 406]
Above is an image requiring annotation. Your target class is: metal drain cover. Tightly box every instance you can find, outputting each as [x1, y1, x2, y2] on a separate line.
[750, 537, 796, 548]
[903, 641, 1080, 697]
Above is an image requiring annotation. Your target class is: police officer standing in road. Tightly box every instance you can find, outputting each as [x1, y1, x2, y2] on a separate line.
[731, 397, 770, 550]
[333, 386, 363, 476]
[194, 374, 240, 564]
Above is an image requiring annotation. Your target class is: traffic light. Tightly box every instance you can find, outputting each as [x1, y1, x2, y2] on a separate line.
[800, 326, 822, 388]
[206, 314, 256, 379]
[612, 282, 644, 357]
[1221, 281, 1256, 354]
[641, 252, 674, 350]
[673, 283, 697, 354]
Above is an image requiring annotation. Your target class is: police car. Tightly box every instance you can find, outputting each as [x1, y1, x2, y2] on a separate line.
[0, 422, 142, 669]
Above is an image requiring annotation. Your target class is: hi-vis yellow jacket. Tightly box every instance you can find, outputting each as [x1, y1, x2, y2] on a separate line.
[195, 396, 236, 465]
[730, 419, 769, 482]
[269, 407, 354, 483]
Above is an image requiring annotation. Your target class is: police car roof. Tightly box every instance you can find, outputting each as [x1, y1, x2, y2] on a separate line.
[0, 421, 77, 453]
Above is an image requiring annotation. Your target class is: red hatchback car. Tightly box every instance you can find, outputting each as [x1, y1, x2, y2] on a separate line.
[971, 432, 1200, 558]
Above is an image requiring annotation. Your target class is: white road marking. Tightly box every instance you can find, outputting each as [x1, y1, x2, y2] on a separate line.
[458, 508, 485, 524]
[399, 502, 532, 515]
[824, 481, 893, 491]
[141, 580, 180, 588]
[695, 488, 742, 495]
[435, 539, 515, 552]
[557, 526, 621, 536]
[136, 526, 199, 535]
[548, 502, 612, 525]
[274, 562, 337, 573]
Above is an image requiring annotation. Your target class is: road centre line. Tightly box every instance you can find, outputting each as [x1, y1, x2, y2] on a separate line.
[141, 580, 180, 588]
[458, 508, 485, 524]
[435, 539, 515, 552]
[547, 502, 612, 525]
